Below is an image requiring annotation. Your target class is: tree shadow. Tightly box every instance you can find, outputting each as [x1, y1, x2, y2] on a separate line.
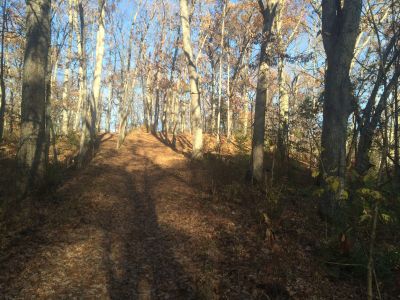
[153, 132, 192, 159]
[0, 134, 197, 299]
[1, 132, 304, 299]
[100, 152, 195, 298]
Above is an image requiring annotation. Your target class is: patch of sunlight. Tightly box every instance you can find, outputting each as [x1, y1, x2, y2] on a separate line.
[137, 264, 153, 300]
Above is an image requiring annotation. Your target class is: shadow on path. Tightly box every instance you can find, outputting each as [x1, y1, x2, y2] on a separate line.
[0, 133, 196, 299]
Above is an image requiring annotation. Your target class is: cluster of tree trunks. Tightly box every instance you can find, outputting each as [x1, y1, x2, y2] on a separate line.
[4, 0, 398, 201]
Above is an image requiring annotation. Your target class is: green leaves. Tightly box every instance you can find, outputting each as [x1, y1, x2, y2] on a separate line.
[380, 213, 392, 224]
[356, 188, 384, 202]
[326, 176, 340, 193]
[359, 208, 394, 225]
[311, 169, 319, 178]
[362, 170, 378, 188]
[340, 190, 349, 201]
[359, 209, 371, 223]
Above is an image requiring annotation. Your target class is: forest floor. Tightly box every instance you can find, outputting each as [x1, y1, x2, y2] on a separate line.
[0, 131, 370, 299]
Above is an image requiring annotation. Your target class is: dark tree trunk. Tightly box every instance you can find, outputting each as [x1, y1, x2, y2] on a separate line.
[153, 89, 160, 134]
[319, 0, 362, 218]
[355, 67, 400, 175]
[320, 65, 353, 217]
[250, 0, 278, 184]
[0, 0, 7, 142]
[395, 68, 399, 180]
[17, 0, 51, 189]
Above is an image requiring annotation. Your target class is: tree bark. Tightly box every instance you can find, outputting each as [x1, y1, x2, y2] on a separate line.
[17, 0, 51, 189]
[226, 45, 232, 140]
[395, 64, 399, 179]
[277, 55, 289, 163]
[105, 77, 113, 133]
[0, 0, 7, 142]
[61, 0, 74, 135]
[320, 0, 362, 218]
[216, 0, 227, 144]
[180, 0, 203, 159]
[251, 0, 278, 183]
[355, 69, 400, 175]
[77, 0, 90, 165]
[92, 0, 106, 134]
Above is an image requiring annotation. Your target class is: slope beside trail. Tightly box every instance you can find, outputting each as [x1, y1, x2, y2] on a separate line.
[0, 131, 363, 299]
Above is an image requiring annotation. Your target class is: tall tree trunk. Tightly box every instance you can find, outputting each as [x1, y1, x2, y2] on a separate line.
[395, 66, 399, 180]
[9, 90, 13, 134]
[180, 0, 203, 159]
[171, 89, 178, 145]
[277, 55, 289, 163]
[17, 0, 51, 189]
[242, 54, 249, 136]
[210, 61, 215, 134]
[216, 0, 227, 144]
[243, 89, 248, 136]
[73, 0, 83, 132]
[145, 72, 153, 132]
[164, 26, 181, 136]
[277, 3, 296, 163]
[77, 0, 89, 165]
[180, 101, 186, 133]
[92, 0, 106, 135]
[320, 0, 362, 218]
[250, 0, 278, 183]
[141, 74, 149, 132]
[61, 0, 74, 135]
[105, 78, 113, 133]
[45, 46, 55, 165]
[0, 0, 7, 142]
[10, 61, 23, 134]
[151, 66, 161, 134]
[227, 45, 232, 140]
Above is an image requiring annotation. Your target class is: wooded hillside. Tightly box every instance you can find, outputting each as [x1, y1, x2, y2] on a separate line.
[0, 0, 399, 298]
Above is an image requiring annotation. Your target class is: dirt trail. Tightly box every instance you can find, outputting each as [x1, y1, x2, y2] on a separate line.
[0, 131, 363, 299]
[1, 132, 209, 298]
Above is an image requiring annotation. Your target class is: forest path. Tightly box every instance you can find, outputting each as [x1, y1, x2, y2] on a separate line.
[1, 132, 213, 298]
[0, 131, 365, 299]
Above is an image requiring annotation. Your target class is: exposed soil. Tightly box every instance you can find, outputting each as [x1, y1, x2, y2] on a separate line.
[0, 131, 366, 299]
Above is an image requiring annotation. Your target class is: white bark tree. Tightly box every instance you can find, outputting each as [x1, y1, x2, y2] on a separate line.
[92, 0, 106, 134]
[180, 0, 203, 159]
